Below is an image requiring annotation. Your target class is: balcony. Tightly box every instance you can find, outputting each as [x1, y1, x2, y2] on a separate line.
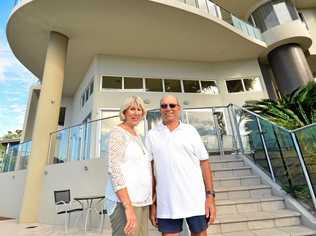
[8, 0, 266, 95]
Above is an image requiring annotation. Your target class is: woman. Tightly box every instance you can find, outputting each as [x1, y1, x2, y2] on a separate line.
[105, 96, 152, 236]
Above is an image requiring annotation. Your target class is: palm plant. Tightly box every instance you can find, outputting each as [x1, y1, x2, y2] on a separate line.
[244, 82, 316, 130]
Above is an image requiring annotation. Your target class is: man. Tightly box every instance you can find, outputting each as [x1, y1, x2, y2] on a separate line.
[145, 95, 216, 236]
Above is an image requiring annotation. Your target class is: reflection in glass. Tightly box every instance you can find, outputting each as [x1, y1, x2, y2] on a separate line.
[145, 78, 163, 92]
[201, 81, 219, 95]
[102, 76, 122, 89]
[183, 80, 200, 93]
[124, 77, 143, 89]
[164, 79, 181, 92]
[226, 80, 243, 93]
[244, 77, 262, 91]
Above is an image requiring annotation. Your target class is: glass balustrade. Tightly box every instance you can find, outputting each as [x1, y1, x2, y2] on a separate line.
[12, 0, 262, 42]
[2, 103, 316, 212]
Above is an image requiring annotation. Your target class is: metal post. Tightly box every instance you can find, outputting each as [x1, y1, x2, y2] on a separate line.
[229, 105, 244, 154]
[227, 106, 238, 153]
[256, 117, 276, 182]
[291, 132, 316, 209]
[212, 108, 224, 157]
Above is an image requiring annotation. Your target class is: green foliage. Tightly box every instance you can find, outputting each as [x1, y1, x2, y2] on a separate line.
[244, 82, 316, 130]
[1, 130, 22, 139]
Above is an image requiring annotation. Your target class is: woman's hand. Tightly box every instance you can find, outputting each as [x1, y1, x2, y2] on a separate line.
[124, 205, 138, 235]
[149, 204, 158, 227]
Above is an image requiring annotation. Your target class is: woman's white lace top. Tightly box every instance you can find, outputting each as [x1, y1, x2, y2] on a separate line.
[105, 126, 152, 214]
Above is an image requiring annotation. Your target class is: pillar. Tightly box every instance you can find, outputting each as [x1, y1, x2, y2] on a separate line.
[19, 31, 68, 223]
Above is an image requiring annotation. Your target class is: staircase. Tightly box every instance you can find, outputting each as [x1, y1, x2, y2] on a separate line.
[208, 154, 316, 236]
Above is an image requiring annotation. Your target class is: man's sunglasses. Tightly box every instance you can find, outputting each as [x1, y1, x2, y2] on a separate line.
[160, 103, 178, 109]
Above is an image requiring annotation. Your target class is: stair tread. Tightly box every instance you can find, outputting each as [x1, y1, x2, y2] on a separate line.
[210, 159, 244, 164]
[213, 166, 251, 171]
[215, 184, 271, 192]
[214, 175, 259, 181]
[216, 196, 284, 206]
[207, 225, 316, 236]
[215, 209, 301, 224]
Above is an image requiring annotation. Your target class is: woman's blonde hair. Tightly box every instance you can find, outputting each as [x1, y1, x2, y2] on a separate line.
[119, 96, 147, 121]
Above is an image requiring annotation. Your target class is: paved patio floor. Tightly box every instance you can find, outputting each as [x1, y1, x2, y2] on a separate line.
[0, 219, 162, 236]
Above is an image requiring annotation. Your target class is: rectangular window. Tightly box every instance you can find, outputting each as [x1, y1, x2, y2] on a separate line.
[102, 76, 122, 89]
[89, 81, 94, 95]
[145, 78, 163, 92]
[183, 80, 200, 93]
[58, 107, 66, 126]
[124, 77, 143, 89]
[164, 79, 182, 93]
[226, 80, 244, 93]
[243, 77, 262, 91]
[201, 81, 219, 95]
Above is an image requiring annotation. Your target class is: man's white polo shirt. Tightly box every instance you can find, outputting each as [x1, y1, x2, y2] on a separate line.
[145, 122, 209, 219]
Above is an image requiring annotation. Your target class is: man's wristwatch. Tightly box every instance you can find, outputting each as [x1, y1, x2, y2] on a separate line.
[206, 190, 216, 198]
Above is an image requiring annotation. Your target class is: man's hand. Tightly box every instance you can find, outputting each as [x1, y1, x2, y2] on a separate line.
[149, 204, 158, 227]
[205, 196, 216, 224]
[124, 206, 137, 235]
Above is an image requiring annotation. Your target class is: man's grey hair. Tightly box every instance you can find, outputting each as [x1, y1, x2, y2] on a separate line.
[160, 95, 180, 105]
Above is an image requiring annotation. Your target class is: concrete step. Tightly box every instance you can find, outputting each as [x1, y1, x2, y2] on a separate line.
[210, 155, 243, 162]
[211, 159, 245, 169]
[209, 209, 301, 234]
[213, 166, 253, 178]
[216, 197, 285, 215]
[215, 185, 272, 200]
[214, 175, 261, 188]
[207, 225, 316, 235]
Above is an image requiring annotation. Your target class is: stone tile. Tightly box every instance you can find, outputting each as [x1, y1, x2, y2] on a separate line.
[247, 219, 274, 230]
[236, 202, 261, 213]
[275, 217, 300, 227]
[221, 222, 249, 233]
[252, 228, 289, 236]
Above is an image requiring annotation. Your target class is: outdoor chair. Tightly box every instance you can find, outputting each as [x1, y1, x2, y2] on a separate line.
[98, 209, 108, 233]
[53, 189, 83, 233]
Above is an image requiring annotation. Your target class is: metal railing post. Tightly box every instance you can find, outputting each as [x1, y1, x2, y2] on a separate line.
[291, 132, 316, 209]
[212, 108, 224, 157]
[256, 117, 276, 182]
[229, 105, 244, 154]
[227, 105, 238, 153]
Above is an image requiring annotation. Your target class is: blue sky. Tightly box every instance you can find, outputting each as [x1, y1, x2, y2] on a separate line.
[0, 1, 38, 136]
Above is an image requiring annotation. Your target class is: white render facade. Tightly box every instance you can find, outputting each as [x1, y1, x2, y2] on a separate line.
[2, 0, 316, 230]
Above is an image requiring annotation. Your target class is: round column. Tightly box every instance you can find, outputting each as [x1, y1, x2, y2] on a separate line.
[19, 31, 68, 223]
[268, 44, 313, 95]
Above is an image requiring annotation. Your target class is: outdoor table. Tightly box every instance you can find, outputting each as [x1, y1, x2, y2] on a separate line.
[74, 195, 105, 232]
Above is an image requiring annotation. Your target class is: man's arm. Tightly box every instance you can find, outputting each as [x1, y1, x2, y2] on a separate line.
[200, 159, 216, 224]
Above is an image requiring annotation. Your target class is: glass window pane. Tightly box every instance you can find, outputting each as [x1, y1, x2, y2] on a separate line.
[124, 77, 143, 89]
[164, 79, 182, 92]
[183, 80, 200, 93]
[252, 2, 279, 32]
[226, 80, 244, 93]
[273, 2, 292, 23]
[145, 78, 163, 92]
[201, 81, 219, 95]
[244, 77, 262, 91]
[102, 76, 122, 89]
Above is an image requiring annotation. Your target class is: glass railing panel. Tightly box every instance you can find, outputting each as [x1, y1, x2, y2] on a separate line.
[233, 106, 271, 176]
[218, 7, 233, 26]
[19, 141, 32, 170]
[51, 129, 70, 164]
[69, 125, 84, 161]
[184, 109, 219, 154]
[295, 125, 316, 209]
[100, 116, 121, 159]
[213, 107, 236, 154]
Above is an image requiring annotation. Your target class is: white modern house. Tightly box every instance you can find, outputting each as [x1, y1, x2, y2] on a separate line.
[2, 0, 316, 235]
